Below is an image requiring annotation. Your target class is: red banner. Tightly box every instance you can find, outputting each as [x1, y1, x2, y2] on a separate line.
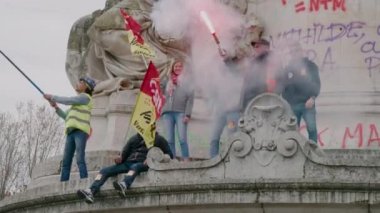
[131, 61, 165, 147]
[141, 62, 165, 118]
[119, 8, 144, 44]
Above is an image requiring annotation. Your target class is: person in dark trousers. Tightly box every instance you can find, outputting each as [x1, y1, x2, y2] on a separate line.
[208, 52, 244, 159]
[281, 41, 321, 143]
[77, 133, 173, 203]
[44, 76, 96, 182]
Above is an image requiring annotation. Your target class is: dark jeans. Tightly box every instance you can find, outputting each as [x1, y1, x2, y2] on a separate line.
[291, 104, 318, 143]
[209, 111, 240, 158]
[90, 162, 148, 195]
[61, 130, 88, 181]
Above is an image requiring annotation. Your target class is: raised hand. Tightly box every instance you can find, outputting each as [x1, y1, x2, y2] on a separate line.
[114, 156, 122, 164]
[43, 94, 53, 101]
[305, 97, 315, 109]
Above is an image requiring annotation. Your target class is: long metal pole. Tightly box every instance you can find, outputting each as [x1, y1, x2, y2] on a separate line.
[0, 50, 45, 95]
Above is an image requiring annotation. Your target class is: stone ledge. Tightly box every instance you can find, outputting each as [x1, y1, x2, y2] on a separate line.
[1, 180, 380, 212]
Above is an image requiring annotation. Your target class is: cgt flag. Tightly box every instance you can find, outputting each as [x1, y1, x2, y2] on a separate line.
[125, 31, 156, 58]
[119, 8, 143, 44]
[119, 8, 156, 58]
[131, 61, 165, 148]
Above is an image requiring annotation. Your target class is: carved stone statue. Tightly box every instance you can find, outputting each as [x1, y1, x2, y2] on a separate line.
[65, 0, 263, 96]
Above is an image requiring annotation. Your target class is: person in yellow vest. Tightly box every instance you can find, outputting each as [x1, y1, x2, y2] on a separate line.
[44, 77, 96, 182]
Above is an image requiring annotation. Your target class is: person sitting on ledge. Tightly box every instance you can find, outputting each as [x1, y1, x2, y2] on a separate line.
[77, 133, 173, 203]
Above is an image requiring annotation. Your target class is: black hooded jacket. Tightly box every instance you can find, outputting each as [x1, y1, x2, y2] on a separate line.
[120, 133, 173, 163]
[281, 57, 321, 106]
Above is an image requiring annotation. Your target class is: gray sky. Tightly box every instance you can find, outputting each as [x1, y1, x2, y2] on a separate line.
[0, 0, 105, 113]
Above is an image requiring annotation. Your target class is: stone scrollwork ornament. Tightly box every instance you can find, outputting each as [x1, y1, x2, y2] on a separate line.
[239, 93, 299, 166]
[230, 132, 253, 158]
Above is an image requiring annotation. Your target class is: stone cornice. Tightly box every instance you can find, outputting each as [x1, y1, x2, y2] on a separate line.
[1, 180, 380, 212]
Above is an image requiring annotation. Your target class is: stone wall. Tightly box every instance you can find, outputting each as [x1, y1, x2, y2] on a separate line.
[249, 0, 380, 149]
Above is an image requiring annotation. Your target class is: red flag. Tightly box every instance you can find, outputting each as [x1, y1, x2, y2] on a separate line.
[266, 60, 278, 93]
[119, 8, 144, 44]
[130, 61, 165, 147]
[141, 61, 165, 118]
[266, 78, 277, 93]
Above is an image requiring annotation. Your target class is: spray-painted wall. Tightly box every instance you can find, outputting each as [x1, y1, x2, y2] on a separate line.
[83, 0, 380, 158]
[157, 0, 380, 158]
[247, 0, 380, 149]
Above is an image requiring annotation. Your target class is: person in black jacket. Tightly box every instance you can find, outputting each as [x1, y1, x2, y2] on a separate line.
[77, 133, 173, 203]
[281, 41, 321, 143]
[240, 38, 283, 111]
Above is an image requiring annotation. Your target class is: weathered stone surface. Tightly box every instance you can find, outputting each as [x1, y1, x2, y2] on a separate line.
[29, 151, 120, 189]
[1, 94, 380, 213]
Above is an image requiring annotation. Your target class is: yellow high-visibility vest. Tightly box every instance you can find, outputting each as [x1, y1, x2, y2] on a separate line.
[65, 93, 93, 135]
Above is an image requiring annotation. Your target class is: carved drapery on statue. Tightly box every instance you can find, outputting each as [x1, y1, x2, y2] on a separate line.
[65, 0, 263, 96]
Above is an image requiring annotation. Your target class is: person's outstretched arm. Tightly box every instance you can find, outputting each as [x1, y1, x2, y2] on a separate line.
[47, 100, 67, 120]
[55, 107, 67, 120]
[45, 93, 90, 106]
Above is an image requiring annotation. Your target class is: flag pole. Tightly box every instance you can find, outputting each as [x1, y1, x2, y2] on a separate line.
[0, 50, 45, 95]
[141, 56, 148, 68]
[120, 8, 161, 145]
[124, 55, 150, 141]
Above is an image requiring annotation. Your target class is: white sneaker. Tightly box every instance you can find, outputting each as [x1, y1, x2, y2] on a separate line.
[77, 189, 94, 204]
[113, 181, 127, 198]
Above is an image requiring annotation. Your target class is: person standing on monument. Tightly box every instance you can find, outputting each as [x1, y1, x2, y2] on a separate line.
[240, 38, 283, 111]
[280, 41, 321, 143]
[77, 133, 173, 203]
[161, 60, 194, 161]
[208, 50, 246, 159]
[44, 77, 96, 182]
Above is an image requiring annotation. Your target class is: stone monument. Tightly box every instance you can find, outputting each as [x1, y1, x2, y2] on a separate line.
[65, 0, 263, 157]
[1, 94, 379, 212]
[2, 0, 380, 212]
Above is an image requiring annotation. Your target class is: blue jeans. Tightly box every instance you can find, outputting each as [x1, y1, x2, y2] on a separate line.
[90, 162, 148, 195]
[209, 111, 240, 158]
[61, 129, 88, 181]
[162, 112, 189, 158]
[291, 104, 318, 143]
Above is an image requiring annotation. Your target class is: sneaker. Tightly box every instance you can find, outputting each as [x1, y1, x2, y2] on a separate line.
[77, 189, 94, 204]
[113, 181, 127, 198]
